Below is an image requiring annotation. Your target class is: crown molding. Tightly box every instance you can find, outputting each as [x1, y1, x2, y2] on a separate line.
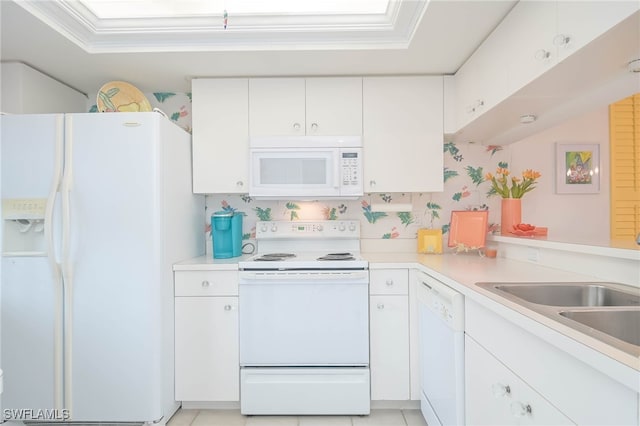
[14, 0, 429, 53]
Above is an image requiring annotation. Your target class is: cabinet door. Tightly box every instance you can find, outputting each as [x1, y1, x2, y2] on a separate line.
[370, 295, 410, 400]
[466, 336, 575, 426]
[556, 1, 640, 62]
[363, 76, 444, 193]
[305, 77, 362, 135]
[192, 78, 249, 193]
[175, 296, 239, 401]
[249, 78, 305, 136]
[501, 1, 557, 95]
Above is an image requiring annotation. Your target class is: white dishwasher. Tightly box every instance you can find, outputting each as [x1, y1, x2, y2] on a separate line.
[417, 271, 465, 426]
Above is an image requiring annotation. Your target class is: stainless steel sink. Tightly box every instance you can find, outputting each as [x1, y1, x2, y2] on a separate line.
[559, 309, 640, 347]
[475, 281, 640, 357]
[491, 283, 640, 307]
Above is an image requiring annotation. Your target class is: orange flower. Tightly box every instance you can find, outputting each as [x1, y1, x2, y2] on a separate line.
[523, 169, 541, 180]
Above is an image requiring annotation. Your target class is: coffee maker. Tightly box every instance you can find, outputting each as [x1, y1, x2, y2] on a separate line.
[211, 211, 243, 258]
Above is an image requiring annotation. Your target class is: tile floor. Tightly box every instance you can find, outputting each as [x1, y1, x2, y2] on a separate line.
[167, 409, 428, 426]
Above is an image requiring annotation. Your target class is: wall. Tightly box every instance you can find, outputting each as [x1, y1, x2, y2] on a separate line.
[510, 106, 610, 242]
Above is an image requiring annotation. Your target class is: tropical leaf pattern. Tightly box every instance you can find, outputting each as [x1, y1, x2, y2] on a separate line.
[323, 207, 338, 220]
[466, 165, 485, 186]
[285, 202, 300, 221]
[444, 168, 459, 182]
[220, 200, 235, 212]
[397, 212, 414, 227]
[254, 207, 272, 221]
[444, 142, 463, 162]
[361, 201, 387, 224]
[153, 92, 176, 102]
[382, 227, 400, 239]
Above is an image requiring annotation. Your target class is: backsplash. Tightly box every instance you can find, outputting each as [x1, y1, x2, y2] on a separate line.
[89, 92, 512, 251]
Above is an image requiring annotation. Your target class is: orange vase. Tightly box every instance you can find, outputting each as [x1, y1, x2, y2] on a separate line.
[501, 198, 522, 235]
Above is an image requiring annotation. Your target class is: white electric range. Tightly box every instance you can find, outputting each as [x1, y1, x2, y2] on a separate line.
[238, 220, 370, 415]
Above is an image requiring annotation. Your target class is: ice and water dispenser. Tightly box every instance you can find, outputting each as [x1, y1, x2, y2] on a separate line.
[211, 211, 243, 259]
[2, 198, 47, 256]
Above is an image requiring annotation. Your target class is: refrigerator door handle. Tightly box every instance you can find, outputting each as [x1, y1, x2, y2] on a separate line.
[44, 115, 65, 411]
[61, 115, 75, 416]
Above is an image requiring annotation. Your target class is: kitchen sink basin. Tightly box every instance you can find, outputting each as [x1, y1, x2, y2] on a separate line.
[491, 283, 640, 307]
[559, 309, 640, 347]
[475, 281, 640, 357]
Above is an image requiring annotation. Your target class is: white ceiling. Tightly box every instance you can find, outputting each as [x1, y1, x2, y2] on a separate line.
[0, 0, 517, 94]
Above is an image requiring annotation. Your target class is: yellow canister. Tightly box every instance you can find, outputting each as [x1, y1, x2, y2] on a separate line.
[417, 228, 443, 254]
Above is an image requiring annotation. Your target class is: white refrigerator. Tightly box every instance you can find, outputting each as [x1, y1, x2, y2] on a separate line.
[0, 112, 204, 422]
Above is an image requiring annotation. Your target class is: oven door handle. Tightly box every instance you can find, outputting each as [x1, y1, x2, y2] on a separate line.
[239, 270, 369, 284]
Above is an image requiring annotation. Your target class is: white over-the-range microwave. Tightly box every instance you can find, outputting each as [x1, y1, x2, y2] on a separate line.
[249, 136, 363, 199]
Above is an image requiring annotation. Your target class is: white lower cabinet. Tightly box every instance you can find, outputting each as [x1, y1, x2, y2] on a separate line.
[465, 299, 639, 425]
[174, 271, 239, 402]
[465, 336, 574, 425]
[369, 269, 410, 401]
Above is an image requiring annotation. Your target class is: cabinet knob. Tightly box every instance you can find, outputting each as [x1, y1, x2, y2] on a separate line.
[236, 181, 244, 187]
[293, 122, 301, 131]
[535, 49, 551, 61]
[491, 383, 511, 398]
[553, 34, 571, 46]
[377, 303, 385, 310]
[224, 304, 232, 311]
[310, 123, 318, 132]
[201, 280, 210, 287]
[385, 279, 394, 286]
[510, 401, 532, 418]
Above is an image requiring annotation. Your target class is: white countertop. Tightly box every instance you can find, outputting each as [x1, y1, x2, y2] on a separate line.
[174, 251, 640, 388]
[488, 234, 640, 260]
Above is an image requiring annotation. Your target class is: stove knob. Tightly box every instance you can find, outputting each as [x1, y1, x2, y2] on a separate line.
[339, 223, 346, 231]
[260, 224, 268, 233]
[348, 222, 357, 232]
[316, 224, 323, 232]
[271, 224, 278, 232]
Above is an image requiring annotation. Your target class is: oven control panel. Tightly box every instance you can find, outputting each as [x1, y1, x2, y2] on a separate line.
[256, 221, 360, 239]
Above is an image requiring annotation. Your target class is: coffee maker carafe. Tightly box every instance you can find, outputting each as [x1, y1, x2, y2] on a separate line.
[211, 211, 243, 258]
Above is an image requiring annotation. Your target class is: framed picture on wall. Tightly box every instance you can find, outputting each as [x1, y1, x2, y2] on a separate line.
[555, 143, 600, 194]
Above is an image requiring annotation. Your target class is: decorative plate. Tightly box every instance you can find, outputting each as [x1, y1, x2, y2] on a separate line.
[97, 81, 152, 113]
[448, 210, 489, 248]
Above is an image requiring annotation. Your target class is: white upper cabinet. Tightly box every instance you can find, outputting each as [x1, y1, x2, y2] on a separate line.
[305, 77, 363, 135]
[249, 78, 306, 136]
[192, 78, 249, 194]
[556, 1, 640, 62]
[363, 76, 444, 193]
[454, 27, 510, 130]
[449, 0, 639, 138]
[501, 1, 557, 96]
[249, 77, 362, 136]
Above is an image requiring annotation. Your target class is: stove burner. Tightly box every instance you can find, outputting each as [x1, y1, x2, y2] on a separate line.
[317, 252, 355, 261]
[255, 253, 297, 261]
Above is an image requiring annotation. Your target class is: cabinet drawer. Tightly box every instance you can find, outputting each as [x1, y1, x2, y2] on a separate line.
[370, 269, 408, 295]
[175, 271, 238, 296]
